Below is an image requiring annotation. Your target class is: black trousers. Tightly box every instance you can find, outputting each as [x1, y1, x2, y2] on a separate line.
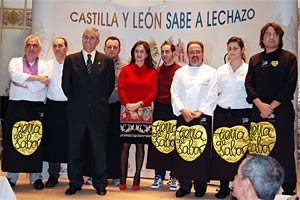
[179, 179, 207, 192]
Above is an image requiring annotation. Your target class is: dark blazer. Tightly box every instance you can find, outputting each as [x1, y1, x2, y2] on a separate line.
[62, 51, 114, 125]
[62, 50, 114, 188]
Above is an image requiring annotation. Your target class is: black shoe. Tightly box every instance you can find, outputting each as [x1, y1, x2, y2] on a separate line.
[33, 179, 44, 190]
[96, 186, 107, 196]
[282, 191, 296, 195]
[195, 184, 207, 197]
[7, 178, 15, 188]
[45, 176, 58, 188]
[215, 188, 230, 199]
[176, 188, 190, 198]
[65, 186, 82, 195]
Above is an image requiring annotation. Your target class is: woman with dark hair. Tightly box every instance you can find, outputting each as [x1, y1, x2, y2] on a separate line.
[211, 36, 252, 199]
[118, 41, 157, 190]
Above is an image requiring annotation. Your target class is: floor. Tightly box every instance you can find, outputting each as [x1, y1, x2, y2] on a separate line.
[1, 162, 299, 200]
[0, 172, 234, 200]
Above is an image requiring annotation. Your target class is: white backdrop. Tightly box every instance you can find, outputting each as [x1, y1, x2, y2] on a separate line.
[32, 0, 298, 179]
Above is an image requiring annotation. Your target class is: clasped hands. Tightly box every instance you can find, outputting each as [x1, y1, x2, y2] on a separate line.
[126, 101, 143, 120]
[258, 102, 273, 119]
[180, 109, 203, 123]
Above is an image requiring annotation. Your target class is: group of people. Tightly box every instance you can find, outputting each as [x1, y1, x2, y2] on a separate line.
[0, 22, 297, 199]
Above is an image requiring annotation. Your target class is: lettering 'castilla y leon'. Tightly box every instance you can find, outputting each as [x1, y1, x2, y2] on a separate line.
[69, 10, 162, 29]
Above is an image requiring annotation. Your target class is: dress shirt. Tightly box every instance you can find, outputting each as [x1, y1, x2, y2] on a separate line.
[82, 50, 96, 64]
[47, 58, 68, 101]
[108, 57, 128, 103]
[171, 64, 218, 116]
[8, 57, 49, 102]
[217, 62, 252, 109]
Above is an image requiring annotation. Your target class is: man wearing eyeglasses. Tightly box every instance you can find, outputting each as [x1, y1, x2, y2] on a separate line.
[85, 36, 128, 187]
[245, 22, 297, 196]
[170, 41, 217, 198]
[2, 35, 49, 190]
[104, 36, 128, 186]
[62, 27, 115, 196]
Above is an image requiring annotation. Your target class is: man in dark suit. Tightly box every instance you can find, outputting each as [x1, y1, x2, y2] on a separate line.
[62, 27, 115, 196]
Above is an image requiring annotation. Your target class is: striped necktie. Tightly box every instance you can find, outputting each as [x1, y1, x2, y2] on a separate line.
[87, 54, 92, 74]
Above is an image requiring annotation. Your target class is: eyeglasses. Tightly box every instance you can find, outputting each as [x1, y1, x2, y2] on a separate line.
[188, 50, 202, 55]
[106, 45, 119, 50]
[25, 43, 39, 49]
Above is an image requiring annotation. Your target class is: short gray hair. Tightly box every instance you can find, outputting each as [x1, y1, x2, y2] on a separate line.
[24, 34, 41, 48]
[83, 27, 100, 39]
[242, 154, 284, 199]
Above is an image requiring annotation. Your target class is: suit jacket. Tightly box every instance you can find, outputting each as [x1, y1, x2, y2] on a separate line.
[62, 50, 115, 128]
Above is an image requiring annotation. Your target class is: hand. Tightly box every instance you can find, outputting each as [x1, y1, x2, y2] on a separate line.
[191, 111, 202, 119]
[260, 112, 273, 119]
[126, 101, 142, 111]
[12, 81, 27, 88]
[129, 111, 138, 120]
[38, 76, 49, 85]
[180, 109, 194, 123]
[253, 98, 273, 118]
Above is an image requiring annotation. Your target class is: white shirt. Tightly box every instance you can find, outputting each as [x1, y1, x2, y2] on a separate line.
[8, 57, 50, 102]
[171, 64, 218, 116]
[82, 49, 96, 64]
[216, 62, 252, 109]
[47, 58, 67, 101]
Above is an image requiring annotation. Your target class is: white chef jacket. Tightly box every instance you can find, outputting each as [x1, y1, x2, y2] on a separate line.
[46, 58, 67, 101]
[171, 64, 218, 116]
[8, 57, 49, 102]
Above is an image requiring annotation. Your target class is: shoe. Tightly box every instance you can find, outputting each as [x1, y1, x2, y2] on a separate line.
[169, 177, 178, 191]
[119, 184, 126, 190]
[45, 176, 58, 188]
[132, 174, 140, 190]
[150, 175, 162, 189]
[215, 188, 230, 199]
[132, 184, 140, 191]
[112, 178, 120, 186]
[85, 177, 92, 185]
[282, 191, 296, 195]
[195, 184, 207, 197]
[96, 187, 107, 196]
[175, 188, 190, 197]
[33, 179, 44, 190]
[65, 186, 82, 195]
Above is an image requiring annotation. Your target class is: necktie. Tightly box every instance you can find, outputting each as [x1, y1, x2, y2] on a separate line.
[87, 54, 92, 74]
